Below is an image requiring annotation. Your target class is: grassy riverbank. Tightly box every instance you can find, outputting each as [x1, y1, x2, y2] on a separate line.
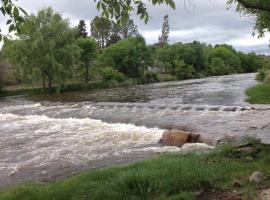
[0, 80, 136, 98]
[246, 83, 270, 104]
[1, 142, 270, 200]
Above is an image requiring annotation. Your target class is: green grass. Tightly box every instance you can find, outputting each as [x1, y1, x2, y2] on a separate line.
[246, 83, 270, 104]
[1, 143, 270, 200]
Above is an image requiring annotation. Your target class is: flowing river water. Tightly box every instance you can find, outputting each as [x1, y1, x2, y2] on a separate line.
[1, 73, 270, 188]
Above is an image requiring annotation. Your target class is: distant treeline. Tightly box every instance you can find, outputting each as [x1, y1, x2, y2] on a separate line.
[0, 7, 266, 92]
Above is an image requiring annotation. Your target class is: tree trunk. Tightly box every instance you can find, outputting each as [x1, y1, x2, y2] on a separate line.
[42, 72, 46, 90]
[48, 78, 52, 89]
[45, 71, 52, 90]
[85, 62, 89, 84]
[101, 27, 105, 50]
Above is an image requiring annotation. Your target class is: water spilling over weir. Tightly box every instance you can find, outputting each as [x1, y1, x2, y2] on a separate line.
[0, 73, 270, 188]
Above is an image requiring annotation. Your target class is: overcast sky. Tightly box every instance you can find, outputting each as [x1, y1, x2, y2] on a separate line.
[1, 0, 270, 54]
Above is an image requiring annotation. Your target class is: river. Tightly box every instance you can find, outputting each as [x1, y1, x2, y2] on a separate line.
[1, 73, 270, 188]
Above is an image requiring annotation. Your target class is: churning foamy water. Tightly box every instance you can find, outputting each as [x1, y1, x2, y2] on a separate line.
[0, 111, 214, 188]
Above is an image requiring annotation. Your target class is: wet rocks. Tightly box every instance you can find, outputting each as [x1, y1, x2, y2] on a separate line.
[249, 171, 264, 184]
[160, 129, 200, 147]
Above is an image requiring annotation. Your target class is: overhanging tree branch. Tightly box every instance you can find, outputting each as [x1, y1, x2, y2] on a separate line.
[236, 0, 270, 12]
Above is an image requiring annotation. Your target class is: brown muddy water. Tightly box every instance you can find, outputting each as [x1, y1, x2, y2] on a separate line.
[0, 73, 269, 188]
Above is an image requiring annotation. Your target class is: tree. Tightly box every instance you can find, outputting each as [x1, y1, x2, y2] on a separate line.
[186, 41, 207, 72]
[107, 33, 122, 46]
[0, 63, 3, 91]
[94, 0, 176, 24]
[98, 37, 152, 78]
[107, 19, 140, 46]
[90, 16, 112, 51]
[158, 15, 170, 47]
[239, 52, 263, 72]
[77, 38, 98, 84]
[156, 43, 199, 74]
[208, 57, 228, 75]
[76, 20, 88, 38]
[228, 0, 270, 39]
[0, 0, 27, 41]
[229, 0, 270, 12]
[4, 7, 81, 92]
[207, 46, 242, 74]
[115, 19, 140, 39]
[175, 62, 195, 80]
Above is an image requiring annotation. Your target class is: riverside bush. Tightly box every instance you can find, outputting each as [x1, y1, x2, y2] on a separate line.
[98, 37, 152, 79]
[141, 72, 160, 83]
[101, 67, 125, 83]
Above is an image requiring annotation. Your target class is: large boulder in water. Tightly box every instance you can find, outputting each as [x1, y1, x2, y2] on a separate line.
[160, 129, 200, 147]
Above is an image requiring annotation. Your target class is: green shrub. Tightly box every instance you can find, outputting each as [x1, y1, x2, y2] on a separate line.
[141, 72, 160, 83]
[98, 37, 152, 79]
[264, 72, 270, 83]
[100, 67, 125, 83]
[208, 57, 228, 76]
[256, 69, 266, 81]
[256, 69, 270, 83]
[175, 64, 195, 80]
[157, 74, 177, 82]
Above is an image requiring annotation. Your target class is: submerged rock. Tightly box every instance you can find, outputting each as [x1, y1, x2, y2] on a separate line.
[160, 129, 200, 147]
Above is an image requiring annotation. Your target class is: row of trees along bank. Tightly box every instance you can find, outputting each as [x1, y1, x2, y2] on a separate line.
[1, 7, 266, 93]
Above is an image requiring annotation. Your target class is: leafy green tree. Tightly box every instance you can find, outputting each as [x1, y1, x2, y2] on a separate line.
[77, 38, 98, 84]
[186, 41, 207, 72]
[174, 60, 195, 80]
[208, 57, 228, 76]
[4, 7, 81, 92]
[100, 67, 125, 84]
[98, 37, 152, 78]
[90, 16, 112, 51]
[239, 52, 263, 73]
[107, 33, 122, 46]
[156, 44, 180, 73]
[207, 46, 242, 74]
[76, 20, 88, 38]
[156, 43, 198, 74]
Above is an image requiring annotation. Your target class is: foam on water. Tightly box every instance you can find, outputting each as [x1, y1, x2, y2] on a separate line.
[0, 112, 215, 187]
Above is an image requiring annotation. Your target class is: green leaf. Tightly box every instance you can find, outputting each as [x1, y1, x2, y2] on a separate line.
[8, 24, 15, 32]
[13, 7, 19, 19]
[19, 7, 28, 16]
[6, 19, 12, 25]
